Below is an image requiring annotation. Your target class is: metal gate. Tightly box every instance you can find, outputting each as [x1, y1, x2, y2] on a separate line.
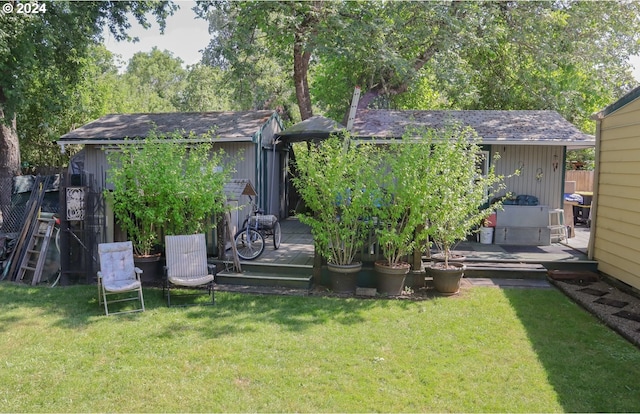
[58, 173, 105, 285]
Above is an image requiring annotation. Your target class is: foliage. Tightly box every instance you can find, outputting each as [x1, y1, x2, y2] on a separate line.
[374, 133, 439, 267]
[427, 125, 507, 267]
[566, 148, 595, 171]
[105, 129, 231, 256]
[412, 1, 638, 133]
[0, 1, 177, 178]
[3, 283, 640, 412]
[18, 44, 125, 170]
[120, 47, 187, 113]
[178, 64, 232, 112]
[197, 1, 298, 113]
[291, 135, 379, 265]
[200, 1, 639, 131]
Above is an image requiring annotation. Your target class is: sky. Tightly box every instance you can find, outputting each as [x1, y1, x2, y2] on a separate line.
[104, 0, 640, 82]
[102, 1, 209, 70]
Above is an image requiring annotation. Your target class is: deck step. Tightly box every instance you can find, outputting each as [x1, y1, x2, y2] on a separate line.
[547, 269, 600, 282]
[462, 262, 548, 279]
[215, 269, 313, 289]
[541, 260, 599, 272]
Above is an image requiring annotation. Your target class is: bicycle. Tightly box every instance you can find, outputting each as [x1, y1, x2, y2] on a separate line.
[234, 201, 281, 260]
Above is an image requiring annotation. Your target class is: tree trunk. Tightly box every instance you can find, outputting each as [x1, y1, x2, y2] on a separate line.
[0, 101, 21, 212]
[293, 35, 313, 120]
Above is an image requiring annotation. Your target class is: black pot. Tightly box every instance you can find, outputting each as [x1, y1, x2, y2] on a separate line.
[429, 262, 465, 295]
[374, 261, 410, 296]
[327, 262, 362, 293]
[134, 254, 162, 286]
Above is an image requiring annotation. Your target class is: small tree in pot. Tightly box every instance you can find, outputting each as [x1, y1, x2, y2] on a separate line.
[291, 135, 379, 292]
[427, 124, 507, 294]
[373, 133, 438, 295]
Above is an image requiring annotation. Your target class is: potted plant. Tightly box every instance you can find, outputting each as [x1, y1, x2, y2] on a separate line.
[291, 135, 379, 293]
[372, 134, 437, 295]
[106, 129, 231, 284]
[427, 124, 507, 295]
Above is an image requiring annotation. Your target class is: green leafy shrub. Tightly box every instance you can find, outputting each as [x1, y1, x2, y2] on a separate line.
[292, 135, 379, 265]
[106, 129, 232, 256]
[427, 124, 507, 266]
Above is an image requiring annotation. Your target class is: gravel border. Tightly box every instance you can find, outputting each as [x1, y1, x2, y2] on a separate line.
[550, 277, 640, 349]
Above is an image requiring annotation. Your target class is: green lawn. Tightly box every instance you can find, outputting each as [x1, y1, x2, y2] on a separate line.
[1, 282, 639, 412]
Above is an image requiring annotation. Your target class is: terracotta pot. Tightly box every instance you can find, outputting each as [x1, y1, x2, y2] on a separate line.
[327, 262, 362, 293]
[429, 262, 466, 295]
[374, 261, 410, 296]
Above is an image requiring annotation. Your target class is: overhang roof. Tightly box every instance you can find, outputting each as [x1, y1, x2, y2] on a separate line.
[58, 111, 277, 145]
[351, 110, 594, 148]
[275, 115, 345, 142]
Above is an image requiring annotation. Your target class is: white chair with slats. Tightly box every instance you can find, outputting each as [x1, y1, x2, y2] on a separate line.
[163, 234, 216, 306]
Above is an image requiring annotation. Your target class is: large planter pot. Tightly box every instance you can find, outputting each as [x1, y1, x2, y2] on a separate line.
[327, 262, 362, 293]
[374, 261, 410, 296]
[429, 262, 466, 296]
[134, 253, 162, 286]
[431, 252, 466, 262]
[407, 269, 426, 290]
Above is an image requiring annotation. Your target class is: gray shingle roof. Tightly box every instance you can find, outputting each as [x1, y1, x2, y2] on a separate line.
[351, 110, 594, 147]
[58, 111, 277, 143]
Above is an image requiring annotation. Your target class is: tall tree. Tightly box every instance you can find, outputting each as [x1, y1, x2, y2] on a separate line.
[121, 47, 187, 112]
[197, 1, 336, 119]
[198, 2, 298, 116]
[18, 44, 124, 171]
[198, 1, 640, 125]
[0, 0, 176, 182]
[178, 64, 231, 112]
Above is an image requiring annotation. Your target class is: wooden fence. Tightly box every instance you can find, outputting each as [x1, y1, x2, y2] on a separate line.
[565, 170, 593, 192]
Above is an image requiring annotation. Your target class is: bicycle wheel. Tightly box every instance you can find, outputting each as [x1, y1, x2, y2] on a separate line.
[234, 228, 265, 260]
[272, 221, 281, 250]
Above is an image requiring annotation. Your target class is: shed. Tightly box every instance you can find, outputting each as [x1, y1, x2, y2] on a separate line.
[590, 86, 640, 291]
[351, 109, 595, 246]
[57, 111, 285, 242]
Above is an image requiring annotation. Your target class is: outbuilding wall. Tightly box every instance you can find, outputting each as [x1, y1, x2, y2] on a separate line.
[491, 144, 564, 209]
[593, 97, 640, 290]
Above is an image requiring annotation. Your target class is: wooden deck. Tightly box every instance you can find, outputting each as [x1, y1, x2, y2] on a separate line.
[243, 217, 593, 267]
[255, 217, 314, 266]
[214, 217, 596, 289]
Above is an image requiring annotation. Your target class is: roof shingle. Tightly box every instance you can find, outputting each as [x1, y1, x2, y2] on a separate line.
[351, 110, 594, 147]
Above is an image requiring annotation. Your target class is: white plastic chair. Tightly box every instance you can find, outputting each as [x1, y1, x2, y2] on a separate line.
[97, 241, 145, 316]
[164, 234, 215, 306]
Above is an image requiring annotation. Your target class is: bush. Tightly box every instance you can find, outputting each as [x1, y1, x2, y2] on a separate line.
[106, 129, 232, 256]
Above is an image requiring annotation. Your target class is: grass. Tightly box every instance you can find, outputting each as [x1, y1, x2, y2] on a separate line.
[1, 282, 640, 412]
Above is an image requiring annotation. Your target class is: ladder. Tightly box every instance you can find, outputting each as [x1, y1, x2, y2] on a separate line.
[16, 218, 56, 285]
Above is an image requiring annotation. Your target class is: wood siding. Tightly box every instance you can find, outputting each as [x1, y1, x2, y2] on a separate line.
[594, 97, 640, 290]
[491, 145, 564, 209]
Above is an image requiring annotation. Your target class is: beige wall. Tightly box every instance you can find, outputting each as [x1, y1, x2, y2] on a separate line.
[491, 145, 564, 209]
[594, 98, 640, 290]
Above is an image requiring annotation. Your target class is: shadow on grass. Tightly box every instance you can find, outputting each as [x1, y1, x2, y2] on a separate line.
[0, 281, 101, 328]
[0, 281, 419, 336]
[503, 288, 640, 413]
[177, 288, 417, 338]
